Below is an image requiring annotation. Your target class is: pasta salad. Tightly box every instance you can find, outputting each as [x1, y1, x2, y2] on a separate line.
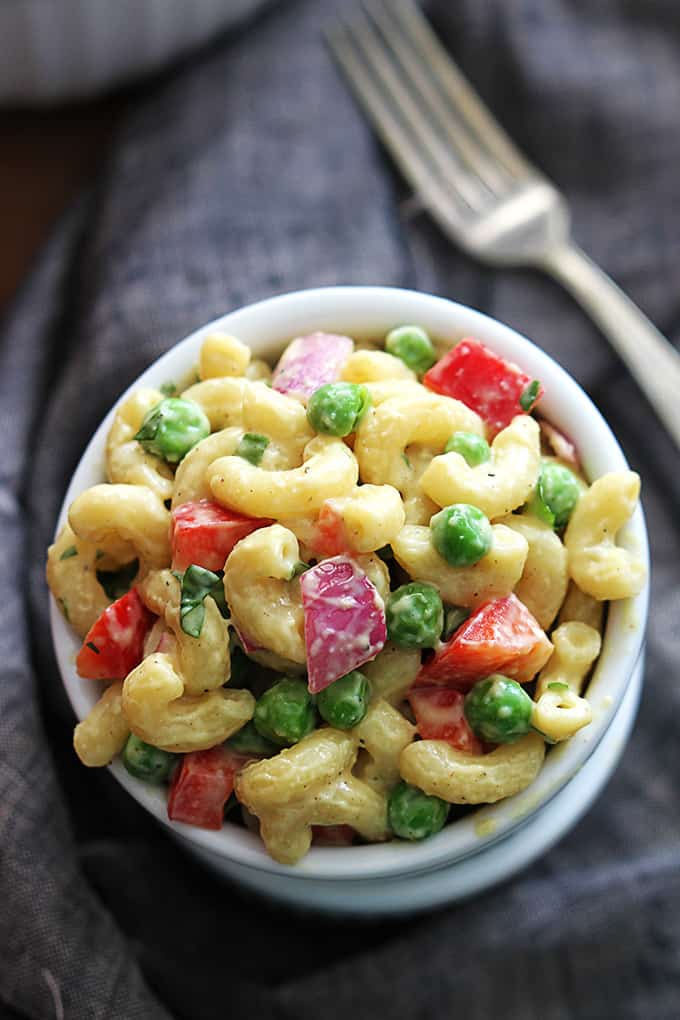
[46, 325, 646, 864]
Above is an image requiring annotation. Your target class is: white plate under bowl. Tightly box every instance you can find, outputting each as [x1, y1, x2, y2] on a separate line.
[177, 654, 644, 916]
[50, 287, 649, 905]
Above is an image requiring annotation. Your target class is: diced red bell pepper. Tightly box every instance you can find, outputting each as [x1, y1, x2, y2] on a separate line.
[167, 746, 254, 830]
[311, 502, 349, 557]
[170, 499, 273, 572]
[300, 556, 387, 694]
[76, 589, 154, 680]
[272, 332, 353, 403]
[312, 824, 355, 847]
[408, 687, 483, 754]
[416, 594, 553, 689]
[423, 338, 544, 435]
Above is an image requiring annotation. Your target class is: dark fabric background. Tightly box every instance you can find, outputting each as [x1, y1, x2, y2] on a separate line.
[2, 1, 680, 1017]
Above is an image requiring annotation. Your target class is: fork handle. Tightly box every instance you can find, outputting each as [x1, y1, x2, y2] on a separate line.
[540, 241, 680, 450]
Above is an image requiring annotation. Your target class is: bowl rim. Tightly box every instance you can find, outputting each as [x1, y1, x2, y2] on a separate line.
[50, 284, 650, 880]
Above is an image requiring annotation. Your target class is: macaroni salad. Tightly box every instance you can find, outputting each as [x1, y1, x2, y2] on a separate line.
[46, 325, 646, 864]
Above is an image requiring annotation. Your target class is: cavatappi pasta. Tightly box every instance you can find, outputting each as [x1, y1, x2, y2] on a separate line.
[46, 325, 646, 864]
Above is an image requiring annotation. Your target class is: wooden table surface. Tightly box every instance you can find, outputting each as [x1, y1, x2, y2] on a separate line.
[0, 97, 132, 312]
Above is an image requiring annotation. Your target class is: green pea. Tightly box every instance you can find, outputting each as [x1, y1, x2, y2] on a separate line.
[386, 582, 443, 649]
[430, 504, 492, 566]
[227, 720, 279, 757]
[530, 461, 581, 529]
[444, 431, 491, 466]
[442, 605, 469, 642]
[135, 397, 210, 463]
[317, 671, 369, 729]
[253, 678, 316, 746]
[236, 432, 269, 466]
[388, 781, 449, 841]
[307, 382, 370, 436]
[385, 325, 436, 375]
[464, 674, 533, 743]
[122, 734, 177, 783]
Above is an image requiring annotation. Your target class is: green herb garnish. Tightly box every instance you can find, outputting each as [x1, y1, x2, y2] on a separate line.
[59, 546, 78, 560]
[160, 381, 177, 397]
[547, 681, 569, 692]
[290, 561, 311, 579]
[236, 432, 270, 466]
[209, 576, 230, 619]
[519, 379, 541, 412]
[86, 641, 100, 655]
[179, 565, 226, 637]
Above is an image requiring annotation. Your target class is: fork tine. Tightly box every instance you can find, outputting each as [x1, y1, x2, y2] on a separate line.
[393, 0, 537, 181]
[364, 0, 509, 195]
[327, 22, 470, 235]
[335, 6, 489, 212]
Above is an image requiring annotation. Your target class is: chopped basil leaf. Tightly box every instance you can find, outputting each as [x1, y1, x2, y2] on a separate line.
[519, 379, 541, 412]
[86, 641, 100, 654]
[236, 432, 270, 466]
[401, 452, 411, 468]
[160, 381, 177, 397]
[58, 598, 70, 623]
[181, 602, 205, 638]
[547, 681, 569, 692]
[59, 545, 78, 560]
[179, 564, 225, 637]
[97, 560, 139, 601]
[210, 579, 230, 619]
[134, 415, 160, 445]
[290, 560, 311, 579]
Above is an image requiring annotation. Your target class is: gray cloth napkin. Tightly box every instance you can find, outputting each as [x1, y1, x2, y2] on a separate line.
[3, 0, 680, 1017]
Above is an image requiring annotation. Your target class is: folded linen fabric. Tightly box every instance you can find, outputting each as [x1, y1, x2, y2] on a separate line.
[2, 1, 680, 1017]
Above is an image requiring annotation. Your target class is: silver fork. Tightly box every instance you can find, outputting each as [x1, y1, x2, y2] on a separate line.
[327, 0, 680, 451]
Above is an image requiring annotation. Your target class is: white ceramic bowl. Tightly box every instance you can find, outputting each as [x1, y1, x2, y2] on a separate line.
[50, 286, 649, 913]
